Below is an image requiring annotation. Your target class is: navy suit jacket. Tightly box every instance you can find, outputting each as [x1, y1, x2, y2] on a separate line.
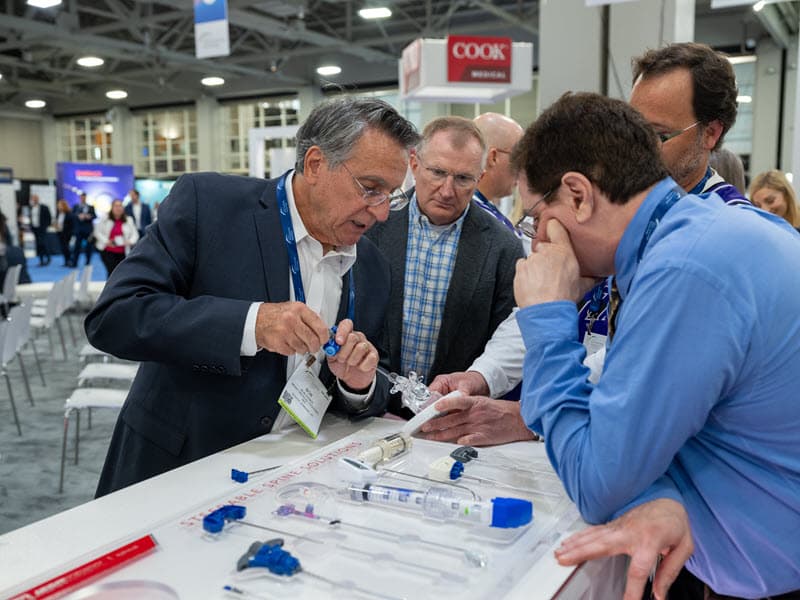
[86, 172, 391, 495]
[125, 201, 152, 236]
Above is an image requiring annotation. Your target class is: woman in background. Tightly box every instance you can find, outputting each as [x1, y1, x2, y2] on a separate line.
[55, 199, 75, 267]
[749, 169, 800, 229]
[94, 199, 138, 277]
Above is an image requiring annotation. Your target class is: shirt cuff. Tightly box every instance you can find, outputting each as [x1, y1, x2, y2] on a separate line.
[468, 359, 510, 399]
[517, 301, 578, 348]
[336, 376, 376, 410]
[240, 302, 261, 356]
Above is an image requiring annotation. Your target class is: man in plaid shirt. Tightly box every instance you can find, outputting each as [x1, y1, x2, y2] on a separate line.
[366, 116, 523, 418]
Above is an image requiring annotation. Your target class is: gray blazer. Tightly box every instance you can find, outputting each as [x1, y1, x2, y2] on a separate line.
[367, 198, 524, 415]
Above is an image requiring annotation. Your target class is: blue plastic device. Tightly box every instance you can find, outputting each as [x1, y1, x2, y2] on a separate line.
[322, 326, 340, 356]
[239, 539, 301, 576]
[202, 504, 246, 533]
[490, 497, 533, 528]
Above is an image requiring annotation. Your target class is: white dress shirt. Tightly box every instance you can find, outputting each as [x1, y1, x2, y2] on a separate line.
[240, 171, 372, 430]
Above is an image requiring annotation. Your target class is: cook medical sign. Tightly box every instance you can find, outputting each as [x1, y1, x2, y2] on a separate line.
[447, 35, 512, 83]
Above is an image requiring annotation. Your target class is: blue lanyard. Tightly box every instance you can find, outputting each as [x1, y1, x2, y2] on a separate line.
[688, 167, 712, 196]
[473, 190, 515, 232]
[276, 173, 355, 321]
[636, 185, 684, 264]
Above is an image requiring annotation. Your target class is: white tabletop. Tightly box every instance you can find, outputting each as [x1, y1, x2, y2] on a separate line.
[0, 416, 624, 599]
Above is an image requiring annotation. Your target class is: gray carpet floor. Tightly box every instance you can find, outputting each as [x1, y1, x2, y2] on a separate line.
[0, 311, 122, 535]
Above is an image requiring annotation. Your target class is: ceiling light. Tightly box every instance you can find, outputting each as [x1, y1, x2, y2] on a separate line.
[359, 7, 392, 19]
[27, 0, 61, 7]
[106, 89, 128, 100]
[77, 56, 104, 68]
[737, 95, 753, 103]
[316, 65, 342, 76]
[0, 73, 3, 81]
[201, 76, 225, 86]
[753, 0, 766, 11]
[102, 124, 114, 133]
[25, 99, 46, 109]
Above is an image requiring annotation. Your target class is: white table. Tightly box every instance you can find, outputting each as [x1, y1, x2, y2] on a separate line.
[0, 416, 625, 599]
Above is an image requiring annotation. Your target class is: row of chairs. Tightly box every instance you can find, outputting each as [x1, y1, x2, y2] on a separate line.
[59, 352, 138, 493]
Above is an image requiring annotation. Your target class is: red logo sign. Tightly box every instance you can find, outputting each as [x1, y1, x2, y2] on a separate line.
[447, 35, 512, 83]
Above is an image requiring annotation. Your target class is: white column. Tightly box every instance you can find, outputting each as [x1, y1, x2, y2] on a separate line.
[751, 39, 783, 176]
[538, 0, 603, 111]
[608, 0, 696, 100]
[40, 115, 57, 180]
[785, 37, 799, 185]
[297, 86, 324, 122]
[110, 106, 133, 167]
[196, 96, 220, 171]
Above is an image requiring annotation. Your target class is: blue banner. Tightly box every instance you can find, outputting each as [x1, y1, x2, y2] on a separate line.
[56, 162, 134, 214]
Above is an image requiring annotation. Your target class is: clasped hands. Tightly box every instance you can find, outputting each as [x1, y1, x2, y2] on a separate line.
[256, 302, 377, 391]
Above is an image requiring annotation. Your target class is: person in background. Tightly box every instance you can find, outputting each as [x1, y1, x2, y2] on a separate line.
[55, 200, 75, 267]
[709, 147, 746, 195]
[471, 112, 525, 232]
[0, 210, 10, 286]
[71, 193, 96, 267]
[365, 116, 523, 418]
[749, 169, 800, 229]
[124, 189, 152, 238]
[29, 194, 52, 266]
[94, 199, 139, 277]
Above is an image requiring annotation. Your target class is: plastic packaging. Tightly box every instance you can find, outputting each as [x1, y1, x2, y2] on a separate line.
[356, 433, 412, 467]
[344, 482, 533, 528]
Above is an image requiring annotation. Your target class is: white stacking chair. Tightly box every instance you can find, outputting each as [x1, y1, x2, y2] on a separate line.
[74, 265, 93, 309]
[59, 387, 128, 493]
[78, 343, 113, 364]
[30, 280, 68, 360]
[6, 305, 34, 407]
[0, 319, 21, 436]
[59, 271, 78, 346]
[77, 362, 139, 388]
[16, 301, 46, 387]
[1, 264, 22, 304]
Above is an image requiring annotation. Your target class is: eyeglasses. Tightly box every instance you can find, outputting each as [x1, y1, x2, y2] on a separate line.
[657, 121, 700, 144]
[416, 156, 481, 190]
[514, 186, 557, 240]
[341, 162, 409, 210]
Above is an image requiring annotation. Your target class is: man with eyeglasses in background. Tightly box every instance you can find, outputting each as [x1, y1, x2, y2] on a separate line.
[86, 97, 419, 496]
[366, 116, 523, 418]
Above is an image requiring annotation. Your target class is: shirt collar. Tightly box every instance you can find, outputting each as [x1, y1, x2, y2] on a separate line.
[409, 191, 470, 233]
[285, 170, 357, 268]
[614, 176, 678, 298]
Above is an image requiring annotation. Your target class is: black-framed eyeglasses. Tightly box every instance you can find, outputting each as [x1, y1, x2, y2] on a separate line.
[416, 156, 482, 190]
[514, 186, 557, 240]
[341, 162, 409, 210]
[657, 121, 700, 144]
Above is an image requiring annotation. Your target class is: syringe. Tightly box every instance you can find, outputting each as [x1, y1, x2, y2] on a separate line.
[345, 482, 532, 529]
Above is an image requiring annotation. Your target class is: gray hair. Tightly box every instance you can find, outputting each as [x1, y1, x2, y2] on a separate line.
[295, 97, 419, 173]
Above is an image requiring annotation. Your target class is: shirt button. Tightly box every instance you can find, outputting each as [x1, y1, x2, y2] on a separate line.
[260, 416, 273, 429]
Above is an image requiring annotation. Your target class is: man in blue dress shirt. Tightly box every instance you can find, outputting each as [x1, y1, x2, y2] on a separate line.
[513, 92, 800, 600]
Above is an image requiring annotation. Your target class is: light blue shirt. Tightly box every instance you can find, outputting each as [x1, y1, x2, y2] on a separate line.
[517, 177, 800, 597]
[400, 195, 468, 379]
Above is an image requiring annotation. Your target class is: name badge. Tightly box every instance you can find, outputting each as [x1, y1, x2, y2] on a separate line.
[582, 331, 607, 356]
[278, 365, 332, 439]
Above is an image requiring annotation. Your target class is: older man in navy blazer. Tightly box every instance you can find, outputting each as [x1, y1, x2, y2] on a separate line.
[86, 98, 418, 495]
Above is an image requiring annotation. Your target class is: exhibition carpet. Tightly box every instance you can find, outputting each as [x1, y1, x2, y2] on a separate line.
[0, 312, 119, 535]
[24, 252, 107, 284]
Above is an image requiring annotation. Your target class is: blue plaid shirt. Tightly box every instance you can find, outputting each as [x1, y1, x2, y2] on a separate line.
[400, 196, 469, 380]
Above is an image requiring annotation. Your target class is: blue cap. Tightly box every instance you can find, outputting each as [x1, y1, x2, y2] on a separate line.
[203, 504, 247, 533]
[489, 497, 533, 528]
[322, 326, 340, 356]
[449, 460, 464, 480]
[231, 468, 249, 483]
